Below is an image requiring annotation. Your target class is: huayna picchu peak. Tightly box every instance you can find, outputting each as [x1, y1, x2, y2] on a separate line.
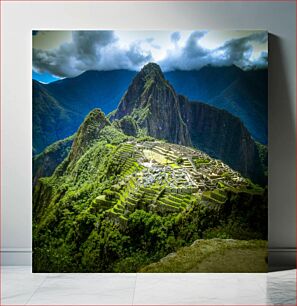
[138, 62, 164, 79]
[111, 63, 192, 148]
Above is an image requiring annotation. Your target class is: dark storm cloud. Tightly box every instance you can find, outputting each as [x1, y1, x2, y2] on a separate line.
[33, 31, 153, 77]
[33, 31, 267, 77]
[126, 41, 152, 65]
[73, 31, 116, 58]
[214, 32, 268, 68]
[160, 31, 268, 71]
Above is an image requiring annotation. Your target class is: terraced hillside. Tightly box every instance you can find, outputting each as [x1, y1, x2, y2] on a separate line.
[89, 139, 262, 226]
[33, 109, 267, 273]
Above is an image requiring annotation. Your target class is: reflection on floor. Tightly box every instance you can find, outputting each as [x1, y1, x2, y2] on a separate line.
[2, 266, 296, 305]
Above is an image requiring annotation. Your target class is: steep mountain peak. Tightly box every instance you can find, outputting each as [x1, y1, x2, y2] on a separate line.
[126, 63, 168, 95]
[69, 108, 110, 162]
[85, 108, 107, 122]
[138, 62, 164, 80]
[111, 63, 191, 146]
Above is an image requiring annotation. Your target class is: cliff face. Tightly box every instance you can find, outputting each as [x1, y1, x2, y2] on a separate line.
[178, 96, 265, 183]
[112, 63, 191, 146]
[114, 116, 139, 137]
[165, 66, 268, 145]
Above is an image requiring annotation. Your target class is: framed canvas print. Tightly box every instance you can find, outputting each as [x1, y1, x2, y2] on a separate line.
[32, 30, 268, 273]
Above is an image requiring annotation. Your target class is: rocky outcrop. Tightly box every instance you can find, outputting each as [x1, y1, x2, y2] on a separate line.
[114, 116, 139, 137]
[33, 66, 267, 153]
[69, 108, 111, 162]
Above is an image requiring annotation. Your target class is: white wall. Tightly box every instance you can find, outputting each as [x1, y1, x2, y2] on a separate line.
[1, 1, 296, 266]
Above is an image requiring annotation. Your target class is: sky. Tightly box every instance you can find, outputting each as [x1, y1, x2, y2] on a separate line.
[32, 30, 268, 83]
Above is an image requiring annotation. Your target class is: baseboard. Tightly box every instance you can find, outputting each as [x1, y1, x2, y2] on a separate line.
[1, 248, 32, 266]
[268, 248, 296, 270]
[1, 248, 296, 268]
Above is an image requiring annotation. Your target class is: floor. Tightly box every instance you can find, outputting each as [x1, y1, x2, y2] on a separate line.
[2, 266, 296, 305]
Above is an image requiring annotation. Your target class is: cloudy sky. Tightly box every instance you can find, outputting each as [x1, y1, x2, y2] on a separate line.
[32, 30, 268, 83]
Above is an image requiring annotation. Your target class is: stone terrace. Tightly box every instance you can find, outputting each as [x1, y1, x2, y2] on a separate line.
[96, 140, 251, 223]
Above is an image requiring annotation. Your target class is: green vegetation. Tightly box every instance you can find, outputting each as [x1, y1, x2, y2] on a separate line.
[68, 108, 111, 163]
[202, 190, 227, 204]
[193, 157, 211, 168]
[33, 108, 267, 273]
[176, 157, 183, 165]
[113, 116, 139, 137]
[256, 142, 268, 176]
[33, 134, 75, 185]
[33, 137, 267, 272]
[131, 105, 151, 125]
[140, 239, 267, 273]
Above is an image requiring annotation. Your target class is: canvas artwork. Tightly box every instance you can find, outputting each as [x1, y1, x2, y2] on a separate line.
[32, 30, 268, 273]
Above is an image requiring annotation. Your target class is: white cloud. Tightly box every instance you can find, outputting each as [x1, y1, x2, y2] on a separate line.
[33, 30, 268, 77]
[159, 31, 268, 71]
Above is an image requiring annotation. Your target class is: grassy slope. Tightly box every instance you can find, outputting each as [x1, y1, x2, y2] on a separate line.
[141, 239, 267, 273]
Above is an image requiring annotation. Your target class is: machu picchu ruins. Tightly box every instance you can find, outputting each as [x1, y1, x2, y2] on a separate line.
[94, 140, 259, 224]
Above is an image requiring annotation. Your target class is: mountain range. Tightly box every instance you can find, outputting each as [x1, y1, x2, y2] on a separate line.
[33, 63, 267, 185]
[33, 65, 267, 154]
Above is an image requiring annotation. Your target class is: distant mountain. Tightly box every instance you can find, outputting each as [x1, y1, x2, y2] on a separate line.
[33, 135, 74, 186]
[112, 63, 265, 184]
[166, 66, 268, 144]
[33, 65, 267, 153]
[33, 63, 266, 183]
[46, 70, 137, 117]
[33, 80, 81, 154]
[33, 70, 136, 154]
